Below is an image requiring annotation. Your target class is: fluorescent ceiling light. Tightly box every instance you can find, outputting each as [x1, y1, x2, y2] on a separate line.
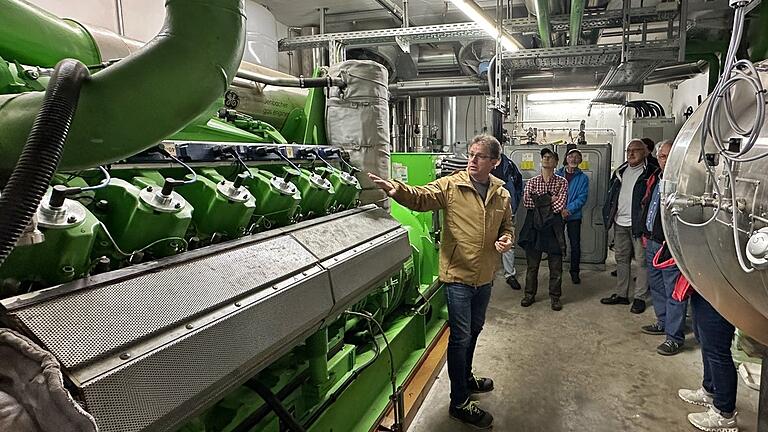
[527, 91, 598, 101]
[449, 0, 520, 52]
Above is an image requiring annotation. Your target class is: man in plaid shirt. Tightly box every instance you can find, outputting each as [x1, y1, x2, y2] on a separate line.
[519, 148, 569, 310]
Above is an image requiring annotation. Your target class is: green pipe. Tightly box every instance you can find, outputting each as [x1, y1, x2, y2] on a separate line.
[0, 0, 101, 67]
[534, 0, 552, 48]
[306, 328, 329, 386]
[0, 0, 245, 176]
[569, 0, 585, 46]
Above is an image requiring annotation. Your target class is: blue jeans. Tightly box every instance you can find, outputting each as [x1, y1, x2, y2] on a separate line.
[566, 219, 582, 274]
[445, 282, 492, 407]
[691, 292, 737, 414]
[645, 240, 688, 343]
[502, 248, 516, 277]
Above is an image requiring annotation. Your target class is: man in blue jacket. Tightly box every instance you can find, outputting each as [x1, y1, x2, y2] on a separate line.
[492, 153, 524, 290]
[555, 149, 589, 284]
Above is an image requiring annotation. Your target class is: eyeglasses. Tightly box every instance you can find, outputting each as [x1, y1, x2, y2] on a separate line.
[468, 152, 492, 160]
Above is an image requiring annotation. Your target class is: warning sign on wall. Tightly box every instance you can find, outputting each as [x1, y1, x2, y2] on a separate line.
[521, 153, 535, 171]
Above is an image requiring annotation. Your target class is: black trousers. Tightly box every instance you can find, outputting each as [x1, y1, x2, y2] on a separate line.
[566, 219, 582, 275]
[524, 250, 563, 299]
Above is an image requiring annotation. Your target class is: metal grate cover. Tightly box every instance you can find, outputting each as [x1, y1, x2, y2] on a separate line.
[81, 272, 332, 432]
[325, 229, 412, 315]
[290, 206, 401, 261]
[502, 41, 677, 70]
[1, 206, 413, 432]
[8, 236, 316, 370]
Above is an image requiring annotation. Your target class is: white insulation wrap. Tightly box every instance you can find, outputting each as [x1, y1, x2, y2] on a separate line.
[326, 60, 391, 207]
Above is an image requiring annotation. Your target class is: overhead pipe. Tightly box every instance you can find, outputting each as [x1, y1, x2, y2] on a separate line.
[569, 0, 585, 46]
[236, 68, 344, 88]
[0, 0, 246, 176]
[389, 77, 488, 97]
[114, 0, 126, 36]
[533, 0, 552, 47]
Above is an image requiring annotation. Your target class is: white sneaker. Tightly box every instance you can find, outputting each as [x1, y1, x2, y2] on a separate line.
[687, 408, 738, 432]
[678, 387, 714, 408]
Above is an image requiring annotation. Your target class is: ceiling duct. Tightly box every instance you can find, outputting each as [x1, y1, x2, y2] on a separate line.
[417, 45, 461, 74]
[346, 45, 418, 81]
[347, 43, 464, 81]
[389, 67, 608, 97]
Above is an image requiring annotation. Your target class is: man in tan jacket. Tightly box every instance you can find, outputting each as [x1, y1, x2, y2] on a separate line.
[368, 134, 514, 429]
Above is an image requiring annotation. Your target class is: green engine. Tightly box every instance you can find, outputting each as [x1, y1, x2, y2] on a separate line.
[0, 1, 446, 432]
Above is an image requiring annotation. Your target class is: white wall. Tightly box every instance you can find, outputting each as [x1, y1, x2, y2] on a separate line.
[513, 82, 686, 167]
[25, 0, 117, 32]
[671, 72, 710, 128]
[24, 0, 161, 42]
[120, 0, 164, 42]
[20, 0, 285, 70]
[455, 96, 491, 146]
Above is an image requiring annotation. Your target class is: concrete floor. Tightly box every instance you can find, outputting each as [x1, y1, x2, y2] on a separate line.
[410, 256, 761, 432]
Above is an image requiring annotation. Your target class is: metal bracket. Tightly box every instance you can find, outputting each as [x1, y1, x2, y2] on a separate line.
[394, 35, 410, 53]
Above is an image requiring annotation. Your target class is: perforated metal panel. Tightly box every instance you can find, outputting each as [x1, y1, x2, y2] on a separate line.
[324, 229, 411, 315]
[9, 236, 315, 370]
[1, 207, 412, 432]
[81, 270, 332, 432]
[290, 206, 400, 260]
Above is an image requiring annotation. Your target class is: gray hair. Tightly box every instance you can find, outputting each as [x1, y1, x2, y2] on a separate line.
[469, 134, 501, 159]
[658, 139, 674, 151]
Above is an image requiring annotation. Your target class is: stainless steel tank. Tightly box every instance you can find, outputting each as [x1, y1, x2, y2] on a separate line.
[662, 63, 768, 344]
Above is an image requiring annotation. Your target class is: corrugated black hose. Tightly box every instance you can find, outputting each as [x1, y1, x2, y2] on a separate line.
[0, 59, 90, 266]
[241, 380, 306, 432]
